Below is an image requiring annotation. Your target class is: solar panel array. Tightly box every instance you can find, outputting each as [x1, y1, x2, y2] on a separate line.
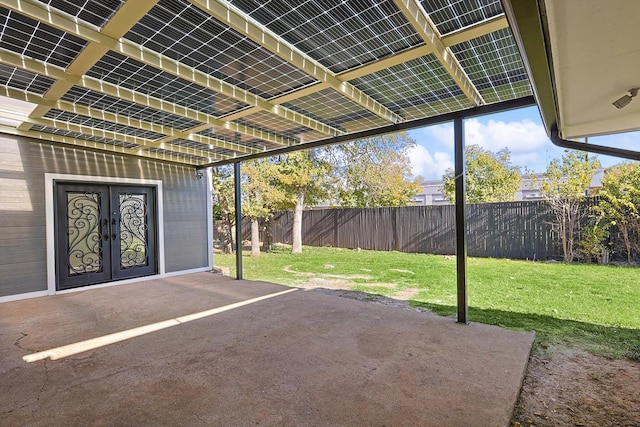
[0, 0, 532, 166]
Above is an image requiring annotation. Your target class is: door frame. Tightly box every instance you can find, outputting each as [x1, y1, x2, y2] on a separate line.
[45, 173, 165, 295]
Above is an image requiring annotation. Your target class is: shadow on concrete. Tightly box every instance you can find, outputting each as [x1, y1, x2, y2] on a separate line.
[310, 286, 640, 360]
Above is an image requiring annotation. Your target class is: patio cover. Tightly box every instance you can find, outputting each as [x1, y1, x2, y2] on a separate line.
[0, 0, 535, 167]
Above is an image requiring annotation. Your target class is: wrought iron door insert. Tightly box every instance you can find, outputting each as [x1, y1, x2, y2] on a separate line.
[55, 183, 157, 290]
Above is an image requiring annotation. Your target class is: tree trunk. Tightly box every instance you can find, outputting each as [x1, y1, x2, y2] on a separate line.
[223, 215, 234, 254]
[250, 218, 260, 256]
[262, 219, 272, 253]
[621, 225, 632, 265]
[292, 187, 305, 254]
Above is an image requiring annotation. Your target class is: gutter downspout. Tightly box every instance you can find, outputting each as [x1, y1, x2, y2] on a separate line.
[550, 127, 640, 161]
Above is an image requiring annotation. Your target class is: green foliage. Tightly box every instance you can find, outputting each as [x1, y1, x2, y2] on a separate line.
[211, 166, 235, 219]
[441, 145, 521, 203]
[537, 150, 600, 262]
[329, 133, 422, 207]
[214, 246, 640, 357]
[242, 158, 286, 220]
[594, 162, 640, 264]
[275, 150, 331, 207]
[539, 151, 599, 199]
[578, 220, 609, 263]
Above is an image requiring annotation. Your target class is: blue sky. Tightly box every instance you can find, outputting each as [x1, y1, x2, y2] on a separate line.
[407, 106, 638, 180]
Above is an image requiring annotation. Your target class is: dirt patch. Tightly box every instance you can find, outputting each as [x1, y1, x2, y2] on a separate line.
[394, 288, 420, 300]
[360, 282, 397, 289]
[282, 266, 371, 280]
[513, 346, 640, 427]
[305, 277, 354, 289]
[389, 268, 415, 274]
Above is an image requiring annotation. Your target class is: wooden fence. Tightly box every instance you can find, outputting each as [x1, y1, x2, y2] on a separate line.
[265, 201, 564, 260]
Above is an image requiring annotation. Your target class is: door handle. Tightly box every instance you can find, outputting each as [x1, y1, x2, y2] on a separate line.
[101, 218, 110, 241]
[111, 216, 117, 240]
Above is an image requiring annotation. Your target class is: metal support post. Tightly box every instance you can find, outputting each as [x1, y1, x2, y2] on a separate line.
[454, 117, 468, 324]
[234, 161, 243, 280]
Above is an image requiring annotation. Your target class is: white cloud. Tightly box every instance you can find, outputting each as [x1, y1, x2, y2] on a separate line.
[410, 118, 552, 175]
[464, 118, 548, 153]
[421, 123, 454, 147]
[419, 119, 547, 153]
[408, 144, 453, 180]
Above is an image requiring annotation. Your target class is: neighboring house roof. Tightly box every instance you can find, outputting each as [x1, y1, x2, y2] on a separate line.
[411, 168, 606, 205]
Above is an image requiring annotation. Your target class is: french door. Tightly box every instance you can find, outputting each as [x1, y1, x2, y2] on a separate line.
[55, 183, 157, 290]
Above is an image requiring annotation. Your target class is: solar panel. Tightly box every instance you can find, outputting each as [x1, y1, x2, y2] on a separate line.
[30, 124, 140, 149]
[0, 8, 87, 69]
[125, 0, 317, 99]
[144, 146, 211, 164]
[0, 64, 54, 94]
[197, 127, 281, 151]
[233, 111, 311, 141]
[61, 87, 203, 131]
[44, 0, 126, 28]
[422, 0, 503, 35]
[282, 88, 387, 132]
[350, 55, 472, 119]
[87, 51, 246, 117]
[230, 0, 424, 73]
[44, 109, 167, 140]
[451, 28, 532, 103]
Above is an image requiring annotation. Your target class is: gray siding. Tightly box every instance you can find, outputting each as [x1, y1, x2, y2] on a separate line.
[0, 135, 209, 298]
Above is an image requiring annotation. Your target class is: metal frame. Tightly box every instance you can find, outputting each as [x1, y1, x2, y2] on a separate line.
[198, 96, 536, 169]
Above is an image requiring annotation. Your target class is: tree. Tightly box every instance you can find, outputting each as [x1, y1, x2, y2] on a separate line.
[329, 133, 422, 207]
[441, 145, 521, 203]
[211, 166, 236, 254]
[594, 163, 640, 264]
[275, 150, 330, 253]
[538, 150, 600, 262]
[242, 158, 286, 256]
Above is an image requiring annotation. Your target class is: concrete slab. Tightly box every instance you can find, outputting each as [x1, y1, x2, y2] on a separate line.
[0, 273, 534, 426]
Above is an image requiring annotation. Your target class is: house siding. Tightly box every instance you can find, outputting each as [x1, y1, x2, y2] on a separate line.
[0, 135, 209, 298]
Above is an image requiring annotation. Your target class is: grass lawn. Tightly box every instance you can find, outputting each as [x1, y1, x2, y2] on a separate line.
[214, 245, 640, 359]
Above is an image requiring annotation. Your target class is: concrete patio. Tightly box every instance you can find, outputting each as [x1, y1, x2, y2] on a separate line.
[0, 273, 534, 426]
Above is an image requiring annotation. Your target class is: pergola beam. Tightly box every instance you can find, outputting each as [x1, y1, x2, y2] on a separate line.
[188, 0, 403, 125]
[443, 15, 508, 47]
[394, 0, 485, 106]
